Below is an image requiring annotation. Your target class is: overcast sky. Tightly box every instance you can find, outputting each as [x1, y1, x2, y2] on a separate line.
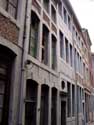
[69, 0, 94, 52]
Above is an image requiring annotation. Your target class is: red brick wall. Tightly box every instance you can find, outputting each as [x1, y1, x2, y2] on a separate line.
[0, 13, 19, 44]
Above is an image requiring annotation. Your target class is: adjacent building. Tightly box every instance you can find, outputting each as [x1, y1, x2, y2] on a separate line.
[0, 0, 94, 125]
[0, 0, 26, 124]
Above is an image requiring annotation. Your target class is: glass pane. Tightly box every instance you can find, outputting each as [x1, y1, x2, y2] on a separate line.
[0, 0, 7, 9]
[0, 67, 6, 75]
[8, 4, 16, 18]
[0, 80, 5, 94]
[0, 109, 2, 123]
[0, 95, 4, 108]
[9, 0, 17, 6]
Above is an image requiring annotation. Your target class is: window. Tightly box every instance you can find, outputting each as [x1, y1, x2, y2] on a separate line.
[0, 0, 18, 19]
[77, 53, 79, 72]
[68, 16, 71, 30]
[80, 57, 82, 74]
[83, 63, 85, 78]
[41, 25, 49, 65]
[76, 31, 78, 40]
[29, 11, 40, 58]
[67, 82, 71, 117]
[74, 48, 77, 71]
[63, 7, 67, 24]
[77, 86, 80, 114]
[25, 80, 38, 125]
[40, 85, 49, 125]
[51, 5, 56, 23]
[59, 31, 64, 58]
[61, 81, 65, 89]
[51, 35, 57, 70]
[72, 85, 75, 116]
[65, 38, 69, 63]
[70, 44, 73, 67]
[43, 0, 49, 13]
[73, 26, 76, 38]
[52, 0, 57, 7]
[79, 87, 82, 113]
[51, 88, 57, 125]
[58, 1, 62, 17]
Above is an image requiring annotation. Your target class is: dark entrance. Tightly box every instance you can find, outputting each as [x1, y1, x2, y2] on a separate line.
[61, 101, 66, 125]
[0, 45, 15, 125]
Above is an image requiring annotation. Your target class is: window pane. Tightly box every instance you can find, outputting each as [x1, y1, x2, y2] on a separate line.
[0, 80, 5, 94]
[41, 25, 49, 65]
[43, 0, 49, 13]
[0, 0, 7, 9]
[0, 95, 4, 108]
[29, 11, 40, 58]
[25, 80, 38, 125]
[0, 109, 2, 123]
[52, 36, 56, 70]
[8, 4, 16, 18]
[51, 5, 56, 23]
[9, 0, 17, 7]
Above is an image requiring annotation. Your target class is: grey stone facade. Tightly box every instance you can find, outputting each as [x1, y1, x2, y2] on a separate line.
[0, 0, 94, 125]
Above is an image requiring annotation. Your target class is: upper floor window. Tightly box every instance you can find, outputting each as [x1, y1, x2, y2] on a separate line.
[51, 5, 56, 23]
[73, 26, 76, 38]
[63, 7, 67, 24]
[68, 16, 71, 30]
[52, 35, 57, 70]
[70, 44, 73, 67]
[58, 1, 62, 17]
[52, 0, 57, 7]
[41, 24, 49, 65]
[43, 0, 49, 13]
[65, 38, 69, 63]
[76, 31, 78, 39]
[59, 31, 64, 58]
[67, 82, 71, 117]
[29, 11, 40, 58]
[0, 0, 18, 19]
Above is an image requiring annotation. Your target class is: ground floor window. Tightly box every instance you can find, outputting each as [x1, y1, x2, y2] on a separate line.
[25, 79, 38, 125]
[51, 87, 57, 125]
[0, 56, 13, 124]
[40, 84, 49, 125]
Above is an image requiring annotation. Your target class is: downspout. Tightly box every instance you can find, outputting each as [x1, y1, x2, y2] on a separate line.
[72, 15, 78, 125]
[17, 0, 29, 124]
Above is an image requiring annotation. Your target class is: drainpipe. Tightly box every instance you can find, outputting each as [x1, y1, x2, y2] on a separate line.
[71, 15, 78, 125]
[17, 0, 30, 124]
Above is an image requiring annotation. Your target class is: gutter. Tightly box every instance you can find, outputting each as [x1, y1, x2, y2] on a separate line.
[17, 0, 29, 124]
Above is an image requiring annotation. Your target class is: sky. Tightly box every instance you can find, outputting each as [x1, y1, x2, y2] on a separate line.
[69, 0, 94, 52]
